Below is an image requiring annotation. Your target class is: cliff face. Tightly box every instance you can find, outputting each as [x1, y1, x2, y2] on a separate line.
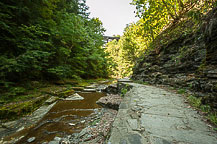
[132, 8, 217, 110]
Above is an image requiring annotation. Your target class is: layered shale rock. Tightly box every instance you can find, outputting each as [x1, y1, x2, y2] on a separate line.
[132, 7, 217, 110]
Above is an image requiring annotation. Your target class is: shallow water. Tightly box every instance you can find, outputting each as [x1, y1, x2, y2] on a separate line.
[5, 92, 105, 144]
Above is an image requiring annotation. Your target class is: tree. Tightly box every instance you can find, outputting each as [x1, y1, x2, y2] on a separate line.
[0, 0, 109, 90]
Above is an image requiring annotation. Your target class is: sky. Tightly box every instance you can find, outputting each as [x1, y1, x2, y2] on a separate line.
[86, 0, 139, 36]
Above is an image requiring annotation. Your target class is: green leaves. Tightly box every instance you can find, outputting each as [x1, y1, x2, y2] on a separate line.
[106, 0, 215, 78]
[132, 0, 215, 41]
[0, 0, 109, 86]
[105, 21, 148, 78]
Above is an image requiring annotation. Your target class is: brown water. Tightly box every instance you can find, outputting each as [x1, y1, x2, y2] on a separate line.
[5, 92, 105, 144]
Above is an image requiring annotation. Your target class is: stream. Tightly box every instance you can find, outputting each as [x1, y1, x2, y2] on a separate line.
[2, 88, 108, 143]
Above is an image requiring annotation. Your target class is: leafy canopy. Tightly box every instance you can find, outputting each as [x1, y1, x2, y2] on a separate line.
[0, 0, 109, 90]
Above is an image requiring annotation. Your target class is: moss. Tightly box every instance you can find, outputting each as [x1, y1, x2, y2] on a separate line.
[0, 96, 48, 121]
[58, 89, 75, 98]
[40, 86, 67, 95]
[198, 63, 206, 71]
[0, 78, 111, 121]
[73, 78, 112, 87]
[197, 61, 207, 76]
[76, 81, 90, 87]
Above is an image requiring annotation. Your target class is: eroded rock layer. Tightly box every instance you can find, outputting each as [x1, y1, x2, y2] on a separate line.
[132, 8, 217, 110]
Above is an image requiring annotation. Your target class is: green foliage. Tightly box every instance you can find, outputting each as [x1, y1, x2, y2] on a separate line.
[0, 0, 109, 94]
[0, 96, 47, 121]
[131, 0, 216, 39]
[105, 21, 148, 77]
[105, 1, 215, 78]
[177, 88, 187, 94]
[121, 88, 128, 97]
[187, 95, 217, 126]
[208, 113, 217, 126]
[187, 95, 202, 108]
[200, 105, 211, 113]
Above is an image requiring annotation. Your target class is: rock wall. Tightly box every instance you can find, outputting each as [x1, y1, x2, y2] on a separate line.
[132, 7, 217, 110]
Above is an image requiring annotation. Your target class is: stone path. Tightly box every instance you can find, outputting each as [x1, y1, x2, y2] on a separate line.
[108, 82, 217, 144]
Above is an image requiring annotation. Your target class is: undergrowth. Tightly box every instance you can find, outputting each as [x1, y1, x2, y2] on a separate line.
[187, 95, 217, 128]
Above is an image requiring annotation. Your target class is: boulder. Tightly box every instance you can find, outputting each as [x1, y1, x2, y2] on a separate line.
[104, 84, 118, 94]
[96, 95, 122, 110]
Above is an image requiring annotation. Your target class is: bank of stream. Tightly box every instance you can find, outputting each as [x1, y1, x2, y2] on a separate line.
[0, 80, 119, 144]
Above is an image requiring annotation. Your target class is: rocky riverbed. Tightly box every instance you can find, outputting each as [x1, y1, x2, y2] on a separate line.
[0, 81, 122, 144]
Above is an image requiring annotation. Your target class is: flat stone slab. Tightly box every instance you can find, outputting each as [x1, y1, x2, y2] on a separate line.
[71, 87, 84, 91]
[45, 96, 59, 104]
[108, 83, 217, 144]
[0, 101, 57, 143]
[85, 84, 97, 89]
[118, 78, 132, 83]
[65, 93, 84, 101]
[83, 89, 96, 92]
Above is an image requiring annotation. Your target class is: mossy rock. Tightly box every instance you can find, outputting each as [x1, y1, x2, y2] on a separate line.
[76, 81, 90, 87]
[63, 79, 79, 85]
[71, 87, 84, 91]
[57, 89, 75, 98]
[40, 86, 67, 96]
[0, 96, 48, 121]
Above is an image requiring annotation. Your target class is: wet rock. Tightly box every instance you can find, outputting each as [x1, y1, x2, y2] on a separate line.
[85, 85, 97, 89]
[79, 127, 91, 138]
[96, 85, 107, 92]
[68, 109, 118, 144]
[27, 137, 36, 143]
[48, 141, 59, 144]
[96, 95, 122, 110]
[45, 96, 58, 104]
[71, 87, 84, 91]
[58, 89, 75, 98]
[54, 137, 61, 141]
[69, 123, 76, 126]
[83, 89, 96, 92]
[65, 93, 84, 101]
[60, 138, 70, 144]
[104, 84, 118, 94]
